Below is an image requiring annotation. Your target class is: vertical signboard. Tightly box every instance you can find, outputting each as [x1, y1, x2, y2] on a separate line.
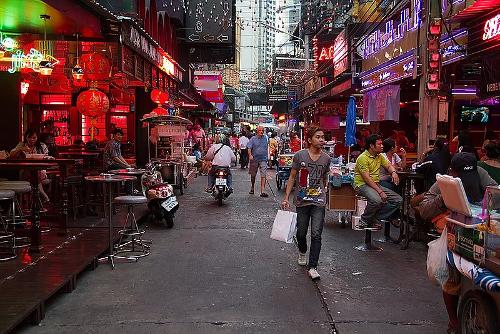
[333, 29, 348, 78]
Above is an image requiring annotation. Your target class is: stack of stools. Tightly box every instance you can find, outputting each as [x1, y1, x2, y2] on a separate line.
[113, 195, 150, 259]
[0, 189, 17, 261]
[0, 181, 32, 248]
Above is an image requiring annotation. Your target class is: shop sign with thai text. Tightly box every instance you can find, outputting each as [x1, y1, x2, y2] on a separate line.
[359, 0, 422, 74]
[121, 20, 181, 80]
[359, 51, 416, 92]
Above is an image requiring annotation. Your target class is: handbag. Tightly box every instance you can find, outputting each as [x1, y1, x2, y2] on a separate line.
[270, 210, 297, 243]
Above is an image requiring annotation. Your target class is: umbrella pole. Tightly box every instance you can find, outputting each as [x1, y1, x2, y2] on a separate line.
[347, 146, 351, 163]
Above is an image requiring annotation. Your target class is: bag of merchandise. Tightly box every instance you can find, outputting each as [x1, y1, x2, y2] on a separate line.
[270, 210, 297, 243]
[426, 226, 449, 288]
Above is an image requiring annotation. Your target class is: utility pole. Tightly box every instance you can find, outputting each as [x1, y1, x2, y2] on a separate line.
[417, 0, 439, 159]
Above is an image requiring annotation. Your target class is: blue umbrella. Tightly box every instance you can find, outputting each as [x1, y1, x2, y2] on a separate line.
[345, 96, 357, 147]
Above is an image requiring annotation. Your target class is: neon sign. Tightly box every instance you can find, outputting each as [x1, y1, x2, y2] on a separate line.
[483, 14, 500, 41]
[318, 45, 334, 61]
[359, 0, 422, 59]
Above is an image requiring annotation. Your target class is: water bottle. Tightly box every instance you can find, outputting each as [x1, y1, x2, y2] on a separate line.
[338, 155, 343, 166]
[298, 162, 309, 188]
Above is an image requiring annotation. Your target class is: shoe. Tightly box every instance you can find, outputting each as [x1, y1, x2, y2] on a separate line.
[358, 219, 382, 231]
[298, 252, 307, 266]
[249, 189, 254, 194]
[260, 193, 269, 198]
[308, 267, 320, 280]
[205, 187, 213, 193]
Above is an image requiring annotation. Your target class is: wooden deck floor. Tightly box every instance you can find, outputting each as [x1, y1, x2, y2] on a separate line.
[0, 218, 122, 334]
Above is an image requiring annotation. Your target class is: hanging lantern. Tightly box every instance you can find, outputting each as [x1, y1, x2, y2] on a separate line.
[80, 53, 111, 81]
[150, 89, 169, 104]
[76, 88, 110, 117]
[150, 107, 168, 116]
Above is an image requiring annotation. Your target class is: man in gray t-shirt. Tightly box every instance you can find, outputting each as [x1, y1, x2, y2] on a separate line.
[281, 126, 330, 281]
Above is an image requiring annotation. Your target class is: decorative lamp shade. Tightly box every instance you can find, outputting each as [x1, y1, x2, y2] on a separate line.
[76, 88, 110, 118]
[80, 53, 111, 81]
[151, 107, 168, 116]
[150, 89, 169, 104]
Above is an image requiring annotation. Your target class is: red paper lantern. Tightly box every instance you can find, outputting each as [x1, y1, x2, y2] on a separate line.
[80, 53, 111, 81]
[76, 88, 110, 118]
[151, 107, 168, 116]
[150, 89, 169, 104]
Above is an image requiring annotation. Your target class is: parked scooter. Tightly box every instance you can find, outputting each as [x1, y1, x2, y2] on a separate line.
[211, 166, 232, 206]
[141, 162, 178, 228]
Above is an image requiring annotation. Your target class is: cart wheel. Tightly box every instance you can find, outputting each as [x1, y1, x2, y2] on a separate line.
[458, 290, 497, 334]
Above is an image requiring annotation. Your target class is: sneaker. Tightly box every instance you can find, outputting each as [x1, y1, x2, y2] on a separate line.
[297, 252, 307, 266]
[308, 267, 321, 280]
[358, 218, 382, 231]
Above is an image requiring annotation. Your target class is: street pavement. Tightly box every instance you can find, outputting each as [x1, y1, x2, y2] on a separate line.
[19, 167, 447, 334]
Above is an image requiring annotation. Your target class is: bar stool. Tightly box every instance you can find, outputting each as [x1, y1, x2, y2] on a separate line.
[0, 189, 16, 261]
[113, 195, 150, 259]
[0, 181, 32, 248]
[353, 196, 383, 252]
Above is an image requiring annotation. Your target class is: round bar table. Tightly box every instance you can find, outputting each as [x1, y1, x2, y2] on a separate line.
[85, 174, 137, 269]
[109, 169, 147, 194]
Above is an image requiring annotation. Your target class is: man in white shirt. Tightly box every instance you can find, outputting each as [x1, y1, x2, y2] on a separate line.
[239, 131, 250, 169]
[205, 136, 236, 191]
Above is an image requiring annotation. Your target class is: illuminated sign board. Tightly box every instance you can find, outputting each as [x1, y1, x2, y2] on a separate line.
[333, 30, 348, 78]
[359, 0, 422, 76]
[483, 14, 500, 41]
[440, 29, 467, 66]
[358, 0, 422, 60]
[121, 20, 180, 79]
[359, 51, 416, 93]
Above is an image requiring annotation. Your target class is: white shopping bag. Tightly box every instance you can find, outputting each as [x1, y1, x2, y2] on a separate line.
[270, 210, 297, 243]
[426, 226, 449, 288]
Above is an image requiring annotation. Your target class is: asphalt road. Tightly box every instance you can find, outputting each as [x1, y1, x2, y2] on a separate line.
[19, 167, 447, 334]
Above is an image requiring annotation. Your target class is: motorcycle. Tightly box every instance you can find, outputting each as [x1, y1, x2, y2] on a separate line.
[141, 162, 179, 228]
[211, 166, 232, 206]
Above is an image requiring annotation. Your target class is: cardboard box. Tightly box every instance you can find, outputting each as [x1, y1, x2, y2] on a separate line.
[328, 185, 356, 211]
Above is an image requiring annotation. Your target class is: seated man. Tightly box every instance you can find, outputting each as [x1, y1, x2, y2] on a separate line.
[414, 152, 498, 334]
[204, 136, 236, 192]
[354, 134, 402, 229]
[103, 128, 132, 171]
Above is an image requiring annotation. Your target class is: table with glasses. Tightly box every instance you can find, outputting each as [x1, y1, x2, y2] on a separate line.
[85, 174, 137, 269]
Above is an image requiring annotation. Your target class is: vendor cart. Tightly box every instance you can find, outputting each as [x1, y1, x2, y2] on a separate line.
[327, 163, 357, 228]
[437, 177, 500, 333]
[141, 115, 192, 195]
[276, 153, 294, 190]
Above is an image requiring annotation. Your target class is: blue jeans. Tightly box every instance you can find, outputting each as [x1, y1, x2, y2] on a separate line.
[296, 205, 326, 269]
[356, 184, 402, 223]
[208, 166, 232, 188]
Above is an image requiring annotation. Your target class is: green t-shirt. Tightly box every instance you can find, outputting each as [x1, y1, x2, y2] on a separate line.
[354, 150, 390, 188]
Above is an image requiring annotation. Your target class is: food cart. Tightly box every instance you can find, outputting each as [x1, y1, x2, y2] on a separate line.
[275, 153, 294, 190]
[141, 115, 193, 195]
[327, 161, 357, 228]
[436, 176, 500, 333]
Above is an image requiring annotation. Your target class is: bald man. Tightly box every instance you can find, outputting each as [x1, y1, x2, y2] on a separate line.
[247, 126, 270, 197]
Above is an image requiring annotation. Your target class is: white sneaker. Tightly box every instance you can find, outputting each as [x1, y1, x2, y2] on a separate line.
[297, 252, 307, 266]
[308, 268, 320, 280]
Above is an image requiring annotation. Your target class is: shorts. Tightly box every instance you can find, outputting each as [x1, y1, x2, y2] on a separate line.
[249, 160, 267, 177]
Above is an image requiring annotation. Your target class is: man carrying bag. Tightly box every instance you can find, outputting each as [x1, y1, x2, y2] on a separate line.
[281, 125, 330, 280]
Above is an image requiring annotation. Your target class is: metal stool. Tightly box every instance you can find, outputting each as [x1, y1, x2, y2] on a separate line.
[0, 181, 32, 248]
[353, 196, 383, 252]
[0, 189, 16, 261]
[113, 195, 150, 259]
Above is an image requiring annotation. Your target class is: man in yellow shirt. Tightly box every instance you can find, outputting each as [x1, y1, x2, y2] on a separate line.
[354, 134, 402, 230]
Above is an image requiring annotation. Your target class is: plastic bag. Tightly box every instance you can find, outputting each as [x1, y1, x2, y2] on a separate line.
[426, 226, 449, 288]
[270, 210, 297, 243]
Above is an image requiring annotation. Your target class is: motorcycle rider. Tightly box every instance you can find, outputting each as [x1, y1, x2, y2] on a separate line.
[205, 136, 236, 192]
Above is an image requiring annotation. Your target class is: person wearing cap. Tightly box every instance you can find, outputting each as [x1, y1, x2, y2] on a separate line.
[414, 152, 498, 334]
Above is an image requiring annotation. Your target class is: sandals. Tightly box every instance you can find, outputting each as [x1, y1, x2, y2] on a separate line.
[260, 193, 269, 198]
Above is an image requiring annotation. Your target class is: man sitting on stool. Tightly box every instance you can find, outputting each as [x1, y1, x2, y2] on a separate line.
[354, 134, 402, 230]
